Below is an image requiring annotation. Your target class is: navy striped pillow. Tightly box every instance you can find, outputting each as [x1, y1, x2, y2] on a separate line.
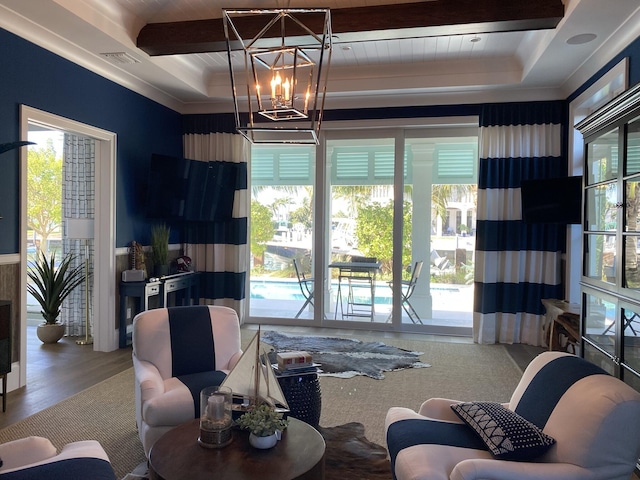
[451, 402, 555, 460]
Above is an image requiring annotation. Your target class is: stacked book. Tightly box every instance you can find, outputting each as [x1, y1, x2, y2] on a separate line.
[274, 351, 319, 375]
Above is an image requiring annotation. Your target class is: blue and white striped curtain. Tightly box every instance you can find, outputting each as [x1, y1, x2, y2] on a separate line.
[182, 114, 249, 322]
[474, 102, 566, 345]
[61, 134, 95, 336]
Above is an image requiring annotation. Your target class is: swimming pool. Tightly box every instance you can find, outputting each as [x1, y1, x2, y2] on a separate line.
[250, 278, 462, 306]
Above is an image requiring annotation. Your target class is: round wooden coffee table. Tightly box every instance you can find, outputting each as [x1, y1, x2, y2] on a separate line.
[149, 417, 325, 480]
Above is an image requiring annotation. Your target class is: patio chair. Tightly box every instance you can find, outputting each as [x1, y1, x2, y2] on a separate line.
[293, 258, 315, 318]
[386, 260, 423, 324]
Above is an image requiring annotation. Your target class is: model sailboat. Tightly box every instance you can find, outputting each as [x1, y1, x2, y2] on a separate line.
[220, 327, 289, 413]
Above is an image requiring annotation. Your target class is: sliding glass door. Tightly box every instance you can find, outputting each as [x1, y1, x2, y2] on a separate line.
[249, 145, 317, 321]
[248, 125, 477, 336]
[323, 134, 396, 323]
[403, 135, 477, 332]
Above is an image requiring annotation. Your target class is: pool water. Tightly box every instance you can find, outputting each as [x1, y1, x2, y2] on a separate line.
[250, 278, 461, 306]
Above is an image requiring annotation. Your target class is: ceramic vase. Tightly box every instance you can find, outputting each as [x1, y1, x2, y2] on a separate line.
[36, 322, 65, 344]
[249, 432, 278, 449]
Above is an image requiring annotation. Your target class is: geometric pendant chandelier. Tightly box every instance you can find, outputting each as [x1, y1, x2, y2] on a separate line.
[222, 9, 332, 144]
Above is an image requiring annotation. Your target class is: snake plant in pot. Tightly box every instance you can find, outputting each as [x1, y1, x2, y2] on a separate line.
[151, 223, 170, 277]
[27, 250, 85, 343]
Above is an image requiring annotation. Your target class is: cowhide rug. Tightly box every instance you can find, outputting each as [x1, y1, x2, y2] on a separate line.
[319, 422, 392, 480]
[123, 423, 391, 480]
[261, 331, 430, 380]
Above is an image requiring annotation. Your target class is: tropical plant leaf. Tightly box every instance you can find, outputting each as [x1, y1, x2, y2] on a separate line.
[0, 141, 35, 155]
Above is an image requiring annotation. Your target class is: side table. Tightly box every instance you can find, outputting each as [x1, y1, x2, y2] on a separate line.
[118, 280, 162, 348]
[149, 417, 325, 480]
[541, 299, 580, 348]
[277, 370, 322, 427]
[550, 312, 580, 353]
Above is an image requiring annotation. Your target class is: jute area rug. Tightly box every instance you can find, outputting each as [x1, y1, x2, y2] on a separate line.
[0, 332, 524, 479]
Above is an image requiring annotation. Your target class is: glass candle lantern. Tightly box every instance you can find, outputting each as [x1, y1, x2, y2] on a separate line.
[198, 385, 233, 448]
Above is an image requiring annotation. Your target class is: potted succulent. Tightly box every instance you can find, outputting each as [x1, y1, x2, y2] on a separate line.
[150, 223, 170, 277]
[27, 250, 85, 343]
[236, 404, 289, 449]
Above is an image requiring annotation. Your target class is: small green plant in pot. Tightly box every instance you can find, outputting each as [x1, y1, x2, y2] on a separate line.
[151, 223, 170, 277]
[27, 250, 85, 343]
[236, 404, 289, 449]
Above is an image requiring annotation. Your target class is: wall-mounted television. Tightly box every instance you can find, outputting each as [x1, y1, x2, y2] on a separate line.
[520, 176, 582, 224]
[146, 154, 236, 222]
[145, 154, 187, 220]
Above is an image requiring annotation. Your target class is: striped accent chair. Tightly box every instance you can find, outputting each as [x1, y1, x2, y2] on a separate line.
[132, 305, 242, 455]
[0, 437, 114, 479]
[385, 352, 640, 480]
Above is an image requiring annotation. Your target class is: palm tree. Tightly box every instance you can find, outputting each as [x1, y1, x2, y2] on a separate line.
[431, 184, 475, 226]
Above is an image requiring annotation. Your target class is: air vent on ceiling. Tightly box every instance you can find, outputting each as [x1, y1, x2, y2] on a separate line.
[99, 52, 140, 65]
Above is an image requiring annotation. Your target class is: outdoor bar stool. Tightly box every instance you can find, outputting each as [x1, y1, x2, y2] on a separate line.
[337, 256, 377, 321]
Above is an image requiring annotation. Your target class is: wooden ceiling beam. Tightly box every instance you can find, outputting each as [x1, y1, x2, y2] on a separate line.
[137, 0, 564, 56]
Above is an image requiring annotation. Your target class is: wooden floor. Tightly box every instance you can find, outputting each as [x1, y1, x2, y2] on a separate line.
[0, 326, 133, 430]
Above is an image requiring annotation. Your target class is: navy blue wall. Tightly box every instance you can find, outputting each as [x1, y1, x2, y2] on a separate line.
[569, 35, 640, 102]
[0, 28, 183, 252]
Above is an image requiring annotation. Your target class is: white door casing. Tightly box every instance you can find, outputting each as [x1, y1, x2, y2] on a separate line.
[16, 105, 117, 388]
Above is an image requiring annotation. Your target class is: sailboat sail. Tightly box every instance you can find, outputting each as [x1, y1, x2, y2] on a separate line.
[220, 329, 289, 410]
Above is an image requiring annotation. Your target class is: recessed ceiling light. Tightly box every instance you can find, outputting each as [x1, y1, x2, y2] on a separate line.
[566, 33, 597, 45]
[470, 36, 481, 43]
[341, 46, 352, 51]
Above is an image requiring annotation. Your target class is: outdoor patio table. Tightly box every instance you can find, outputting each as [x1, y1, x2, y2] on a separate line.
[329, 261, 381, 321]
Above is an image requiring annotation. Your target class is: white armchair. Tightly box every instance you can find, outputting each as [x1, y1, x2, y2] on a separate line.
[0, 436, 114, 478]
[385, 351, 640, 480]
[132, 305, 242, 455]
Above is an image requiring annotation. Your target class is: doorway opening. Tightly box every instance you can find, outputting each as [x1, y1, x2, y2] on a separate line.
[26, 127, 95, 340]
[16, 106, 117, 389]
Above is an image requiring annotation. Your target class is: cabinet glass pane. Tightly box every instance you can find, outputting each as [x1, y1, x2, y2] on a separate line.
[624, 235, 640, 288]
[585, 183, 617, 231]
[587, 127, 619, 185]
[626, 115, 640, 175]
[584, 342, 615, 375]
[584, 293, 615, 355]
[622, 307, 640, 375]
[625, 178, 640, 232]
[584, 234, 616, 283]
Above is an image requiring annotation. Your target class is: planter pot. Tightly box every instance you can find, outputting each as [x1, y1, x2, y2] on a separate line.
[155, 264, 169, 278]
[249, 432, 278, 449]
[36, 323, 65, 344]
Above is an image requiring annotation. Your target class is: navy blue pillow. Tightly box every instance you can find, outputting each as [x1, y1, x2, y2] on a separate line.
[451, 401, 556, 460]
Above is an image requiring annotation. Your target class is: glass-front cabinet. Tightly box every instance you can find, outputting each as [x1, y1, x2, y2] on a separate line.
[577, 83, 640, 389]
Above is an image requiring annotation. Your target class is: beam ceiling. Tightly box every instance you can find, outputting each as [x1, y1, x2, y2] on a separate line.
[137, 0, 564, 56]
